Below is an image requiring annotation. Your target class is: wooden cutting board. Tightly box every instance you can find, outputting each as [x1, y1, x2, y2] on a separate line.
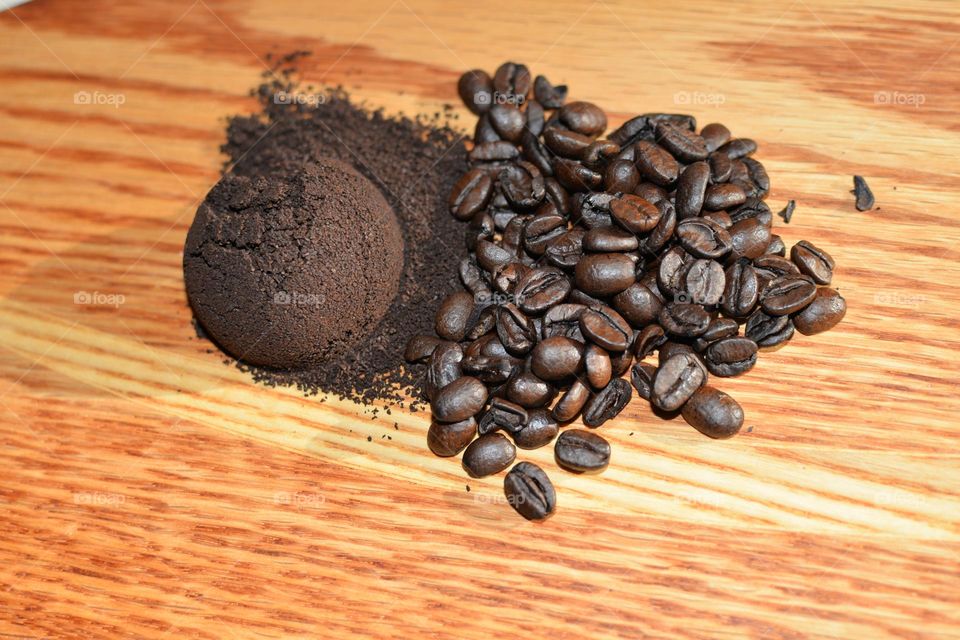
[1, 0, 958, 637]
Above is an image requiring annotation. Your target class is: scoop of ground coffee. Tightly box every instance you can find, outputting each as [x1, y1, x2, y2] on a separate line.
[184, 158, 404, 369]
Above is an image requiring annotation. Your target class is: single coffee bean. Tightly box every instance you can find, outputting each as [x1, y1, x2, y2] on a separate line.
[463, 433, 517, 478]
[493, 61, 531, 98]
[521, 129, 553, 176]
[534, 74, 567, 109]
[427, 417, 478, 457]
[559, 101, 607, 136]
[700, 122, 731, 152]
[555, 429, 611, 472]
[466, 306, 497, 341]
[458, 69, 494, 114]
[722, 260, 760, 318]
[634, 323, 667, 360]
[491, 261, 527, 295]
[658, 340, 696, 363]
[449, 168, 493, 221]
[634, 140, 679, 186]
[496, 303, 537, 355]
[655, 122, 708, 162]
[584, 343, 613, 389]
[610, 193, 661, 233]
[853, 175, 874, 211]
[704, 336, 758, 377]
[630, 362, 657, 400]
[675, 161, 710, 219]
[545, 228, 586, 269]
[513, 409, 559, 449]
[641, 199, 677, 254]
[523, 210, 567, 256]
[790, 240, 835, 285]
[530, 336, 584, 381]
[583, 378, 632, 427]
[657, 246, 692, 298]
[651, 352, 707, 412]
[718, 137, 757, 159]
[702, 210, 732, 229]
[478, 398, 528, 436]
[580, 305, 632, 351]
[432, 376, 487, 423]
[729, 197, 773, 227]
[728, 218, 772, 260]
[658, 303, 711, 337]
[704, 183, 747, 211]
[504, 461, 556, 521]
[554, 158, 603, 191]
[610, 347, 635, 377]
[473, 113, 501, 143]
[681, 258, 725, 306]
[792, 287, 846, 335]
[694, 317, 740, 351]
[404, 334, 441, 363]
[583, 226, 639, 253]
[760, 275, 818, 315]
[553, 379, 590, 423]
[544, 127, 594, 158]
[613, 283, 663, 328]
[469, 140, 520, 163]
[514, 266, 571, 314]
[581, 138, 622, 170]
[499, 161, 545, 211]
[765, 234, 787, 256]
[709, 152, 733, 183]
[745, 309, 795, 347]
[753, 254, 801, 285]
[604, 159, 640, 193]
[488, 104, 526, 143]
[742, 157, 770, 196]
[506, 370, 556, 409]
[426, 341, 463, 400]
[541, 303, 587, 340]
[475, 238, 515, 272]
[435, 291, 476, 341]
[460, 354, 517, 384]
[634, 181, 668, 204]
[608, 114, 652, 146]
[676, 218, 732, 259]
[526, 99, 545, 137]
[681, 386, 744, 439]
[572, 191, 616, 228]
[575, 253, 636, 296]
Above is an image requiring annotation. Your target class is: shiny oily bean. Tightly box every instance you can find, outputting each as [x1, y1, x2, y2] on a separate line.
[462, 433, 516, 478]
[676, 218, 732, 259]
[513, 409, 559, 450]
[610, 193, 661, 233]
[580, 305, 632, 351]
[554, 158, 603, 192]
[753, 255, 801, 284]
[722, 261, 760, 318]
[760, 275, 818, 315]
[541, 303, 587, 340]
[478, 398, 528, 436]
[499, 161, 545, 211]
[791, 240, 835, 285]
[584, 343, 613, 389]
[496, 303, 537, 355]
[544, 127, 593, 158]
[718, 138, 757, 159]
[704, 183, 747, 211]
[765, 234, 787, 256]
[530, 336, 584, 382]
[700, 123, 731, 153]
[435, 291, 476, 341]
[680, 259, 725, 307]
[460, 354, 516, 385]
[630, 362, 657, 401]
[702, 210, 733, 229]
[545, 228, 586, 269]
[583, 378, 632, 427]
[658, 340, 696, 364]
[504, 461, 556, 521]
[488, 104, 526, 143]
[506, 371, 556, 409]
[575, 253, 636, 297]
[610, 348, 635, 377]
[652, 353, 708, 412]
[694, 318, 739, 351]
[729, 198, 773, 227]
[573, 191, 616, 229]
[642, 200, 677, 254]
[432, 376, 487, 423]
[427, 417, 477, 457]
[657, 246, 692, 298]
[583, 226, 639, 252]
[634, 182, 669, 204]
[469, 140, 519, 163]
[675, 161, 710, 219]
[449, 168, 493, 221]
[659, 303, 711, 338]
[704, 337, 758, 377]
[634, 324, 667, 360]
[681, 386, 744, 439]
[555, 429, 611, 472]
[613, 283, 663, 328]
[426, 341, 463, 400]
[553, 379, 591, 423]
[559, 101, 607, 137]
[523, 211, 567, 256]
[475, 239, 514, 273]
[634, 140, 679, 186]
[534, 74, 567, 109]
[655, 122, 708, 162]
[458, 69, 494, 114]
[729, 218, 772, 261]
[745, 309, 795, 348]
[604, 159, 641, 193]
[493, 61, 531, 98]
[514, 267, 571, 314]
[404, 334, 441, 364]
[709, 152, 733, 183]
[792, 287, 846, 335]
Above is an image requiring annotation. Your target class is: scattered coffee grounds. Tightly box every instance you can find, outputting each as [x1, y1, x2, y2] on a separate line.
[189, 53, 468, 403]
[405, 61, 847, 520]
[852, 175, 875, 211]
[184, 159, 404, 369]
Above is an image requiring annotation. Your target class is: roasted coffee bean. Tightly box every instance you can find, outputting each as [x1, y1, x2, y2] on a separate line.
[534, 74, 567, 109]
[634, 140, 679, 186]
[513, 409, 559, 449]
[515, 266, 571, 314]
[530, 336, 584, 381]
[583, 226, 639, 252]
[792, 287, 846, 335]
[488, 104, 526, 143]
[553, 379, 590, 422]
[500, 215, 529, 258]
[722, 260, 760, 318]
[521, 129, 554, 177]
[478, 398, 528, 436]
[464, 334, 502, 358]
[693, 317, 739, 351]
[584, 343, 613, 389]
[545, 228, 586, 269]
[790, 240, 835, 285]
[709, 152, 733, 183]
[745, 309, 795, 347]
[506, 371, 556, 409]
[473, 113, 501, 144]
[760, 275, 817, 315]
[559, 101, 607, 136]
[583, 378, 632, 427]
[704, 183, 747, 211]
[432, 375, 487, 423]
[567, 288, 604, 307]
[470, 140, 519, 163]
[641, 199, 677, 254]
[765, 234, 786, 256]
[681, 259, 725, 306]
[718, 138, 757, 159]
[504, 461, 556, 520]
[491, 261, 527, 295]
[604, 159, 641, 193]
[543, 177, 571, 214]
[493, 61, 531, 98]
[555, 429, 611, 472]
[610, 193, 661, 233]
[580, 305, 632, 351]
[544, 127, 593, 158]
[575, 253, 636, 296]
[496, 303, 537, 355]
[634, 181, 668, 204]
[729, 198, 773, 227]
[466, 306, 498, 341]
[704, 336, 758, 377]
[526, 100, 545, 137]
[499, 161, 545, 211]
[742, 157, 770, 196]
[778, 200, 796, 224]
[613, 283, 663, 327]
[555, 158, 603, 191]
[435, 291, 476, 341]
[608, 114, 652, 146]
[676, 218, 732, 259]
[753, 255, 800, 284]
[426, 341, 464, 400]
[675, 161, 710, 219]
[702, 210, 732, 229]
[630, 362, 657, 400]
[463, 433, 516, 478]
[728, 218, 772, 260]
[681, 386, 744, 439]
[449, 168, 493, 221]
[700, 122, 731, 153]
[582, 139, 620, 170]
[427, 417, 477, 457]
[475, 238, 514, 273]
[657, 246, 692, 298]
[541, 303, 587, 340]
[461, 354, 517, 384]
[651, 352, 708, 412]
[853, 175, 874, 211]
[658, 340, 696, 364]
[458, 69, 494, 114]
[523, 210, 567, 256]
[404, 334, 441, 363]
[466, 210, 495, 252]
[655, 122, 708, 162]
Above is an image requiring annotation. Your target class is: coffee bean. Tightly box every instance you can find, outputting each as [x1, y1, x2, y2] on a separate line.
[742, 157, 770, 196]
[583, 378, 632, 427]
[449, 168, 493, 221]
[658, 340, 696, 364]
[584, 343, 613, 389]
[634, 140, 679, 186]
[491, 261, 527, 295]
[676, 218, 732, 259]
[515, 266, 571, 314]
[675, 161, 710, 219]
[613, 283, 663, 327]
[466, 307, 498, 341]
[575, 253, 636, 296]
[853, 175, 874, 211]
[604, 159, 640, 193]
[426, 341, 464, 400]
[499, 161, 545, 211]
[580, 137, 620, 169]
[506, 370, 556, 409]
[473, 113, 501, 144]
[641, 199, 677, 254]
[610, 193, 661, 233]
[463, 433, 517, 478]
[428, 417, 477, 457]
[541, 303, 587, 340]
[504, 461, 556, 520]
[470, 140, 520, 163]
[681, 386, 744, 439]
[488, 104, 526, 143]
[523, 210, 567, 256]
[493, 61, 531, 99]
[753, 255, 801, 284]
[478, 398, 528, 436]
[458, 69, 494, 114]
[544, 127, 593, 158]
[777, 200, 796, 224]
[765, 234, 786, 256]
[760, 275, 818, 315]
[608, 114, 652, 146]
[729, 218, 772, 260]
[718, 138, 757, 159]
[634, 323, 667, 360]
[555, 429, 611, 472]
[651, 352, 707, 412]
[404, 334, 441, 363]
[553, 379, 590, 422]
[729, 198, 773, 227]
[704, 183, 747, 211]
[709, 152, 733, 182]
[435, 291, 477, 341]
[496, 303, 537, 355]
[693, 317, 739, 351]
[559, 101, 607, 136]
[610, 347, 635, 377]
[554, 158, 603, 191]
[721, 260, 760, 318]
[655, 122, 708, 162]
[432, 375, 487, 423]
[461, 354, 517, 384]
[634, 181, 668, 204]
[580, 305, 632, 351]
[702, 210, 732, 229]
[700, 123, 731, 152]
[744, 309, 795, 347]
[583, 226, 639, 252]
[534, 74, 567, 109]
[681, 259, 725, 306]
[659, 303, 711, 337]
[476, 238, 515, 272]
[792, 287, 846, 335]
[513, 409, 559, 449]
[630, 362, 656, 400]
[530, 336, 583, 381]
[704, 336, 758, 377]
[545, 228, 586, 269]
[526, 100, 545, 137]
[657, 246, 692, 298]
[790, 240, 835, 285]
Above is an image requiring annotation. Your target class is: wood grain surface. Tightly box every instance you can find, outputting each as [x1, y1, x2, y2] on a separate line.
[1, 0, 959, 638]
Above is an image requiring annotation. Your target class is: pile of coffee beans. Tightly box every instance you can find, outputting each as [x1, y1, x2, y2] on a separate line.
[405, 61, 846, 521]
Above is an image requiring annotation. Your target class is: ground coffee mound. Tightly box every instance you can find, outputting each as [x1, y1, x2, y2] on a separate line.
[184, 159, 404, 369]
[192, 53, 467, 404]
